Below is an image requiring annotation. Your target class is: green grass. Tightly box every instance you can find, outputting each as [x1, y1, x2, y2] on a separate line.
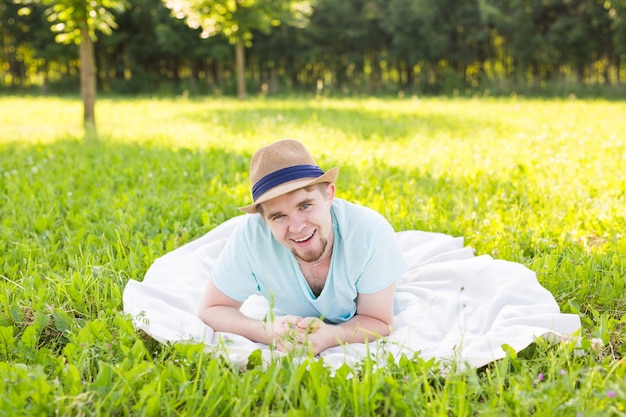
[1, 95, 625, 415]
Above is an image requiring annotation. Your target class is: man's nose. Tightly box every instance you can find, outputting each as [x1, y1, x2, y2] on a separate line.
[288, 213, 306, 233]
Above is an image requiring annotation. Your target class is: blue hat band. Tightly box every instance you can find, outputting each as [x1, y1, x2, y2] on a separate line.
[252, 165, 325, 202]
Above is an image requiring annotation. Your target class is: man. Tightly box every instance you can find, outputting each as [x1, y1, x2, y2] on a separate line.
[198, 139, 406, 355]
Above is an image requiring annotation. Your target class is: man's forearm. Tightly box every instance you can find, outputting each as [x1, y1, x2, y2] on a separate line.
[297, 314, 392, 355]
[199, 306, 305, 348]
[337, 314, 392, 344]
[199, 305, 267, 344]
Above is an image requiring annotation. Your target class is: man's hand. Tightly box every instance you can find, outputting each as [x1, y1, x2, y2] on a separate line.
[293, 317, 343, 355]
[278, 283, 397, 355]
[263, 315, 302, 349]
[269, 317, 342, 356]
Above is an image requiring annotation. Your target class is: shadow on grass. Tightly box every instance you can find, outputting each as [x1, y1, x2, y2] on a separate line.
[175, 99, 505, 143]
[0, 135, 614, 257]
[1, 137, 621, 317]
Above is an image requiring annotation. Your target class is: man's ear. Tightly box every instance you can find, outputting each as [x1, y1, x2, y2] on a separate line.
[326, 182, 336, 202]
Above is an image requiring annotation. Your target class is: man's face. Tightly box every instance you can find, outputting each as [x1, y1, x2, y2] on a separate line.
[259, 183, 335, 264]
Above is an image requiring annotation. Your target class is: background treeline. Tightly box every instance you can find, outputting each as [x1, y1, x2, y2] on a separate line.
[2, 0, 626, 97]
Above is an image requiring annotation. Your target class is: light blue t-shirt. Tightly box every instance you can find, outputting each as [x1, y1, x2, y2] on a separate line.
[212, 198, 407, 323]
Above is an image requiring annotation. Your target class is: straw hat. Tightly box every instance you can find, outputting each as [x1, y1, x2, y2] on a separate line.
[239, 139, 339, 214]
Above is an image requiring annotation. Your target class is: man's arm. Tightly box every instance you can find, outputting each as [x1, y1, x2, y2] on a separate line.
[294, 282, 396, 355]
[198, 277, 302, 346]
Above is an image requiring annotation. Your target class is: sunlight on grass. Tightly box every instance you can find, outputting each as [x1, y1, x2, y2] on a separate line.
[1, 95, 625, 415]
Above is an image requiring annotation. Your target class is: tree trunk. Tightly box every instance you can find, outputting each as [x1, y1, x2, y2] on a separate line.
[235, 40, 246, 99]
[189, 59, 200, 94]
[604, 48, 611, 86]
[79, 20, 97, 136]
[40, 61, 49, 94]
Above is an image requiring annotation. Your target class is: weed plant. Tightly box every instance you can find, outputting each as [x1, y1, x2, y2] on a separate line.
[0, 95, 625, 416]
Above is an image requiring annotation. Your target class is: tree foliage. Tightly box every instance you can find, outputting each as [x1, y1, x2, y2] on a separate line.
[162, 0, 310, 97]
[2, 0, 625, 97]
[15, 0, 126, 43]
[164, 0, 302, 44]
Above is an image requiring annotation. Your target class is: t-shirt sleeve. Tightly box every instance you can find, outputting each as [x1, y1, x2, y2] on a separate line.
[211, 219, 260, 302]
[354, 220, 407, 294]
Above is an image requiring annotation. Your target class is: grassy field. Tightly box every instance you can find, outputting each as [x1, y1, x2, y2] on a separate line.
[1, 95, 625, 415]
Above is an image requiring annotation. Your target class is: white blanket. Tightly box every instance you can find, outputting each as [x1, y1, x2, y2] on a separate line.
[122, 215, 581, 370]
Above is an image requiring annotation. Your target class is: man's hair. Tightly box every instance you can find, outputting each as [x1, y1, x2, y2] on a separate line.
[257, 182, 329, 217]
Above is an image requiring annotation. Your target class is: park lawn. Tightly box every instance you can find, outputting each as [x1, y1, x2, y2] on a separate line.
[0, 95, 625, 415]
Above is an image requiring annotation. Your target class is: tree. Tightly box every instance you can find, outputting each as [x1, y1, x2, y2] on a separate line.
[163, 0, 311, 99]
[614, 0, 626, 83]
[302, 0, 389, 93]
[15, 0, 126, 134]
[1, 2, 43, 88]
[382, 0, 451, 91]
[96, 0, 231, 95]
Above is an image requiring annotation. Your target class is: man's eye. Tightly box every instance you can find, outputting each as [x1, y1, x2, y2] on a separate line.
[300, 204, 311, 210]
[272, 214, 284, 221]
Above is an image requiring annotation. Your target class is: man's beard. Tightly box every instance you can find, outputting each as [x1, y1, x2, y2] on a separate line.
[292, 237, 329, 264]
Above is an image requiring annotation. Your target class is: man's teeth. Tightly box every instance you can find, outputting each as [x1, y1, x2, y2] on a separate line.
[295, 232, 314, 242]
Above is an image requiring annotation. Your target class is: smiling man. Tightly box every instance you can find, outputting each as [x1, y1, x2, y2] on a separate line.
[198, 139, 407, 354]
